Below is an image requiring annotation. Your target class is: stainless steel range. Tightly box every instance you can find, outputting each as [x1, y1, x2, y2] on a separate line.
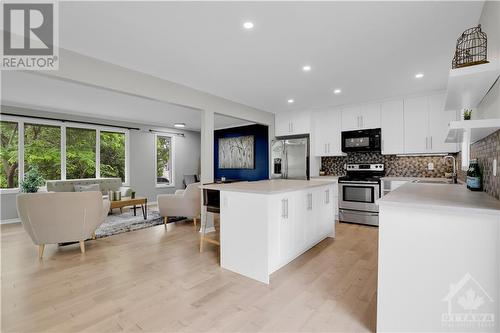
[338, 163, 384, 226]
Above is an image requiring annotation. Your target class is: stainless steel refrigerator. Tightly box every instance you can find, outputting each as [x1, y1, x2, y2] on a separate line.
[271, 136, 309, 180]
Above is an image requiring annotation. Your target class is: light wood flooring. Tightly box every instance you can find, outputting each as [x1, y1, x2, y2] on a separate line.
[1, 217, 378, 333]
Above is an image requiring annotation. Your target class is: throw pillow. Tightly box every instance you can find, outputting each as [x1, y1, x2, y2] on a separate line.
[74, 184, 100, 192]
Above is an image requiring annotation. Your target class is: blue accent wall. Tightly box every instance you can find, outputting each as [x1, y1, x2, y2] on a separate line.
[214, 124, 269, 181]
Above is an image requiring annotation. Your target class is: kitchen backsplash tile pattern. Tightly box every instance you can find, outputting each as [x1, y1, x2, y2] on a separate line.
[321, 152, 456, 177]
[458, 129, 500, 199]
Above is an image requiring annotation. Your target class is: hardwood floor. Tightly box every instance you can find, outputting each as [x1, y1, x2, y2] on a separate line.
[1, 218, 378, 333]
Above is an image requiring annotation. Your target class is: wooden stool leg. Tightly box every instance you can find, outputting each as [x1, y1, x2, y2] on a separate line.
[38, 244, 45, 259]
[200, 219, 205, 253]
[79, 241, 85, 254]
[92, 232, 96, 240]
[164, 216, 168, 228]
[193, 217, 197, 229]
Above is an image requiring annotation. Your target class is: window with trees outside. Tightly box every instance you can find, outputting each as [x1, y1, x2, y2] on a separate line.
[100, 131, 126, 182]
[24, 123, 61, 181]
[66, 127, 96, 179]
[156, 135, 173, 186]
[0, 116, 129, 190]
[0, 121, 19, 189]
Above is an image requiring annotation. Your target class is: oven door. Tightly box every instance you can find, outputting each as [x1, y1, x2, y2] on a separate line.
[339, 182, 380, 212]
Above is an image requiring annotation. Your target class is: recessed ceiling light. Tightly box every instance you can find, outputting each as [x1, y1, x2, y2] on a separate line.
[415, 73, 424, 79]
[287, 99, 294, 104]
[334, 89, 342, 94]
[174, 123, 186, 128]
[243, 21, 254, 30]
[302, 65, 312, 72]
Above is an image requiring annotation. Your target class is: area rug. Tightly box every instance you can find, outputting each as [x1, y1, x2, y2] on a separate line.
[94, 211, 186, 239]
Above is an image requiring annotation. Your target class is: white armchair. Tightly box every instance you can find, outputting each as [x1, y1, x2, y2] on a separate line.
[157, 182, 201, 229]
[16, 191, 110, 258]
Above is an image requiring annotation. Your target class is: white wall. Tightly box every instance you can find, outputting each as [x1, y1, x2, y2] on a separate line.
[0, 106, 201, 221]
[475, 1, 500, 120]
[129, 129, 200, 203]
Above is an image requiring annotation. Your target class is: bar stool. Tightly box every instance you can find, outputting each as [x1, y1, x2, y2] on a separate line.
[200, 189, 220, 252]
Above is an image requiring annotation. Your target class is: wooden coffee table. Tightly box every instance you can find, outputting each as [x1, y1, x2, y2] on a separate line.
[109, 197, 148, 219]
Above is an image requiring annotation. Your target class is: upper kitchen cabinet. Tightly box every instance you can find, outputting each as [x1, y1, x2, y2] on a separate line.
[275, 110, 311, 137]
[404, 96, 429, 153]
[341, 103, 380, 131]
[428, 93, 459, 153]
[404, 93, 459, 154]
[312, 108, 343, 156]
[380, 99, 404, 155]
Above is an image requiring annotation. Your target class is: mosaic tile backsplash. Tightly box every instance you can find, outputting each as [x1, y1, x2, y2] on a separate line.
[321, 152, 457, 178]
[457, 129, 500, 200]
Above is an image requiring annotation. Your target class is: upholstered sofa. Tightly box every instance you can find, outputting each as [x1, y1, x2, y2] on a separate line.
[16, 192, 111, 258]
[46, 178, 131, 196]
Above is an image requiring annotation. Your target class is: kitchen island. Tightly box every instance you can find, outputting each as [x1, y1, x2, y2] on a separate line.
[377, 183, 500, 332]
[202, 179, 337, 284]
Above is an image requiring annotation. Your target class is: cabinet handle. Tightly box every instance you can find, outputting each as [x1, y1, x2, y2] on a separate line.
[360, 116, 364, 128]
[307, 193, 313, 210]
[324, 143, 327, 154]
[430, 136, 433, 150]
[285, 199, 289, 218]
[325, 190, 330, 204]
[328, 143, 331, 153]
[281, 199, 286, 218]
[291, 122, 294, 133]
[425, 137, 428, 150]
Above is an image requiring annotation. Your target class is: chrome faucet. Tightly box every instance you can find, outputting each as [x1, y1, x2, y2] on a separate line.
[444, 155, 458, 184]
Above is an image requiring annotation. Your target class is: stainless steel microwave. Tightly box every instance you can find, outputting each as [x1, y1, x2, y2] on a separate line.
[341, 128, 381, 153]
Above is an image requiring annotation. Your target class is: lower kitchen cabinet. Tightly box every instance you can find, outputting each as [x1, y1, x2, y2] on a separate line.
[269, 184, 336, 274]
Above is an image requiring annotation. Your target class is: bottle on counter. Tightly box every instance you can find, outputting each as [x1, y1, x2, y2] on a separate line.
[466, 159, 482, 191]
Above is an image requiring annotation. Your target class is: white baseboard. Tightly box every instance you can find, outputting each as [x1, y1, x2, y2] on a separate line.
[1, 218, 21, 225]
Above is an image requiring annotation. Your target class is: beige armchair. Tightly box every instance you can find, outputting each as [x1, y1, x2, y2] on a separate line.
[16, 192, 110, 258]
[157, 182, 201, 229]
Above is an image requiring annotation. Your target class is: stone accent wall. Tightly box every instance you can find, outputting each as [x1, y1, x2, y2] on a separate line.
[321, 152, 456, 178]
[457, 129, 500, 199]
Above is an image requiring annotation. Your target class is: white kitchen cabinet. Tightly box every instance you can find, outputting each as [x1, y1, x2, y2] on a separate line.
[360, 103, 381, 129]
[404, 93, 459, 154]
[341, 105, 362, 131]
[278, 193, 296, 265]
[275, 110, 311, 137]
[428, 94, 459, 153]
[341, 103, 380, 131]
[380, 99, 404, 155]
[274, 185, 335, 270]
[313, 108, 342, 156]
[404, 96, 429, 153]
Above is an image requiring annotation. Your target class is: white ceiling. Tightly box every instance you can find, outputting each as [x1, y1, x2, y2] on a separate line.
[57, 1, 484, 113]
[0, 71, 250, 131]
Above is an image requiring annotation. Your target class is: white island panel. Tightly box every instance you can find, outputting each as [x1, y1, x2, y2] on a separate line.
[377, 183, 500, 332]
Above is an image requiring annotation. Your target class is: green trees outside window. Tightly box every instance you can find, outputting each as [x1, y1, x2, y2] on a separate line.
[156, 136, 171, 185]
[1, 119, 129, 188]
[24, 123, 61, 181]
[100, 131, 126, 182]
[0, 121, 19, 188]
[66, 127, 96, 179]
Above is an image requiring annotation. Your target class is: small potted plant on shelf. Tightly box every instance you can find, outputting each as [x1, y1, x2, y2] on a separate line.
[20, 167, 45, 193]
[131, 190, 136, 199]
[463, 109, 472, 120]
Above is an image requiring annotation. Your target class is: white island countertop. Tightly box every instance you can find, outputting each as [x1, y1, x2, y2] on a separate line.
[201, 179, 336, 194]
[378, 182, 500, 215]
